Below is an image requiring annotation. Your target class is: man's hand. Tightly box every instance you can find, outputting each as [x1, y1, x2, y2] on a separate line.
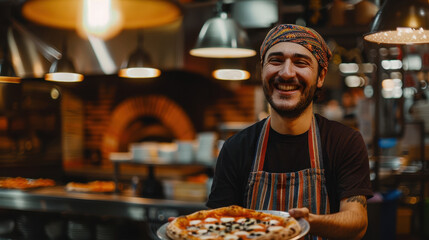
[287, 196, 368, 240]
[288, 207, 310, 222]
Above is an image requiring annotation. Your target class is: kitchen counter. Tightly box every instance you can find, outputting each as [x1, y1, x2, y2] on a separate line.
[0, 186, 207, 222]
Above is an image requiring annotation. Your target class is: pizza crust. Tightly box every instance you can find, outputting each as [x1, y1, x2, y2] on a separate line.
[166, 205, 301, 240]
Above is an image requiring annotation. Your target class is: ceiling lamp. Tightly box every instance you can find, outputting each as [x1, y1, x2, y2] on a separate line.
[80, 0, 123, 39]
[212, 58, 250, 80]
[0, 44, 20, 84]
[45, 42, 83, 82]
[118, 34, 161, 78]
[364, 0, 429, 44]
[21, 0, 182, 40]
[213, 69, 250, 80]
[189, 1, 256, 58]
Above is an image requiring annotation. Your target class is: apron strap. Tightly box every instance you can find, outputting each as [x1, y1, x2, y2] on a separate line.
[253, 117, 271, 172]
[253, 115, 324, 171]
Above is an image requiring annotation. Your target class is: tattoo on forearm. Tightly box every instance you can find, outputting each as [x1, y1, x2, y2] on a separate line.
[346, 196, 367, 208]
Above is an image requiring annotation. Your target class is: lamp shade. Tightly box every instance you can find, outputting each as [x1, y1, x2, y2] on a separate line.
[0, 59, 20, 84]
[22, 0, 182, 35]
[364, 0, 429, 44]
[211, 58, 250, 80]
[190, 11, 256, 58]
[45, 56, 83, 82]
[212, 69, 250, 80]
[119, 36, 161, 78]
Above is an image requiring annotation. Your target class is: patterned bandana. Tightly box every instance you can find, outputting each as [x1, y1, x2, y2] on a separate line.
[260, 24, 332, 68]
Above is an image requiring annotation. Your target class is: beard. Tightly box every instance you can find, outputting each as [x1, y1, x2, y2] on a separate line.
[263, 76, 318, 118]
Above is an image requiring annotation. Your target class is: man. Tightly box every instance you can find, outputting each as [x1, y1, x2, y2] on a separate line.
[207, 24, 373, 240]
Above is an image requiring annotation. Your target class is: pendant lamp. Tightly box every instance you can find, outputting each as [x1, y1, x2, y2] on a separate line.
[190, 1, 256, 58]
[212, 58, 250, 80]
[21, 0, 182, 40]
[364, 0, 429, 44]
[0, 43, 20, 84]
[213, 69, 250, 80]
[118, 34, 161, 78]
[45, 41, 83, 82]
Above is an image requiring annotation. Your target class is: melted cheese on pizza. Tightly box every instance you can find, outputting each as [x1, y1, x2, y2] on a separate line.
[184, 216, 294, 240]
[166, 205, 301, 240]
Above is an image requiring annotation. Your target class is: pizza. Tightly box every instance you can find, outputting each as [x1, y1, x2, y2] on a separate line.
[65, 181, 116, 193]
[0, 177, 55, 189]
[166, 205, 301, 240]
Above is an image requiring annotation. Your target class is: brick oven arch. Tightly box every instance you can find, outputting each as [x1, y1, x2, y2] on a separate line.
[102, 95, 195, 158]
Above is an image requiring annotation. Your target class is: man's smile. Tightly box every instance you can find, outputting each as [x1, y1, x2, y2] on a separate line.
[275, 83, 300, 91]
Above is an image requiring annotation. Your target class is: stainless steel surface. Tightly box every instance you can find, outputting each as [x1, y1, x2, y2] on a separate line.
[0, 186, 207, 222]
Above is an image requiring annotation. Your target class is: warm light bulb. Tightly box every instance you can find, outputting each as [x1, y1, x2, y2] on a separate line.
[45, 72, 84, 82]
[212, 69, 250, 80]
[118, 67, 161, 78]
[80, 0, 123, 39]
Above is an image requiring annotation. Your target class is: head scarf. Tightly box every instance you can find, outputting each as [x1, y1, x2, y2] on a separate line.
[260, 24, 332, 68]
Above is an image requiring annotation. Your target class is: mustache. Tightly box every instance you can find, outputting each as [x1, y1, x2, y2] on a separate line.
[270, 76, 303, 86]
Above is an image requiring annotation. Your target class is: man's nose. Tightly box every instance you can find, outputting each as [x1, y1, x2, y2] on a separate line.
[278, 60, 296, 78]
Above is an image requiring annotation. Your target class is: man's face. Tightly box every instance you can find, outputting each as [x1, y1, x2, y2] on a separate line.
[261, 42, 325, 118]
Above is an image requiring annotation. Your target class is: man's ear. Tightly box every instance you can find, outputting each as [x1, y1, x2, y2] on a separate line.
[317, 67, 328, 88]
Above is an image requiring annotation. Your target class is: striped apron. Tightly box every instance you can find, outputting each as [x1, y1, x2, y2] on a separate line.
[246, 116, 330, 240]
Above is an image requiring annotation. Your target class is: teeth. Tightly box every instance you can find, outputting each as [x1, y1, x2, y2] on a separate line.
[277, 84, 298, 91]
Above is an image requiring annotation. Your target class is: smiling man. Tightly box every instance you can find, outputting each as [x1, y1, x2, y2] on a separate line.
[207, 24, 373, 240]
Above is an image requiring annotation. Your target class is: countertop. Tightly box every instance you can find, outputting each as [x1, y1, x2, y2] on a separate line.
[0, 186, 207, 222]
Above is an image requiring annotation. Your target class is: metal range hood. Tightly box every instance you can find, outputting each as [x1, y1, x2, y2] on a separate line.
[1, 0, 277, 79]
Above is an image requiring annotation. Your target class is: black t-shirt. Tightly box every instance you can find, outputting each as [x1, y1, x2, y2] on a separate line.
[207, 114, 373, 213]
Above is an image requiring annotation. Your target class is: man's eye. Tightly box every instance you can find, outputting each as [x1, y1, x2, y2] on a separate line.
[268, 58, 282, 63]
[295, 60, 309, 66]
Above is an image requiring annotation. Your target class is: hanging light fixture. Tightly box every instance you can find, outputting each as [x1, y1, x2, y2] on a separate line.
[118, 34, 161, 78]
[45, 40, 83, 82]
[212, 58, 250, 80]
[190, 0, 256, 58]
[213, 69, 250, 80]
[0, 42, 20, 84]
[364, 0, 429, 44]
[21, 0, 182, 40]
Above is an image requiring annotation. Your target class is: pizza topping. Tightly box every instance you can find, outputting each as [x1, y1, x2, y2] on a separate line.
[234, 231, 249, 236]
[269, 219, 280, 226]
[221, 217, 235, 223]
[204, 217, 218, 223]
[224, 235, 239, 240]
[268, 226, 284, 232]
[166, 205, 302, 240]
[183, 215, 287, 239]
[190, 220, 202, 225]
[247, 224, 264, 230]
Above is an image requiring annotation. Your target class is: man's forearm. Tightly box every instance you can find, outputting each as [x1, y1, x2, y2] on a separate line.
[308, 209, 367, 239]
[289, 196, 368, 239]
[308, 196, 368, 239]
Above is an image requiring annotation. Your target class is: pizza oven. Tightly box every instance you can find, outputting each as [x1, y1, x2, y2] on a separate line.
[101, 94, 196, 162]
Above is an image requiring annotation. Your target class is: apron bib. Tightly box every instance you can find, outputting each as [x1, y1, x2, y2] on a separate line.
[246, 116, 330, 240]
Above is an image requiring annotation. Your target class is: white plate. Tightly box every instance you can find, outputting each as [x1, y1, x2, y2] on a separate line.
[157, 210, 309, 240]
